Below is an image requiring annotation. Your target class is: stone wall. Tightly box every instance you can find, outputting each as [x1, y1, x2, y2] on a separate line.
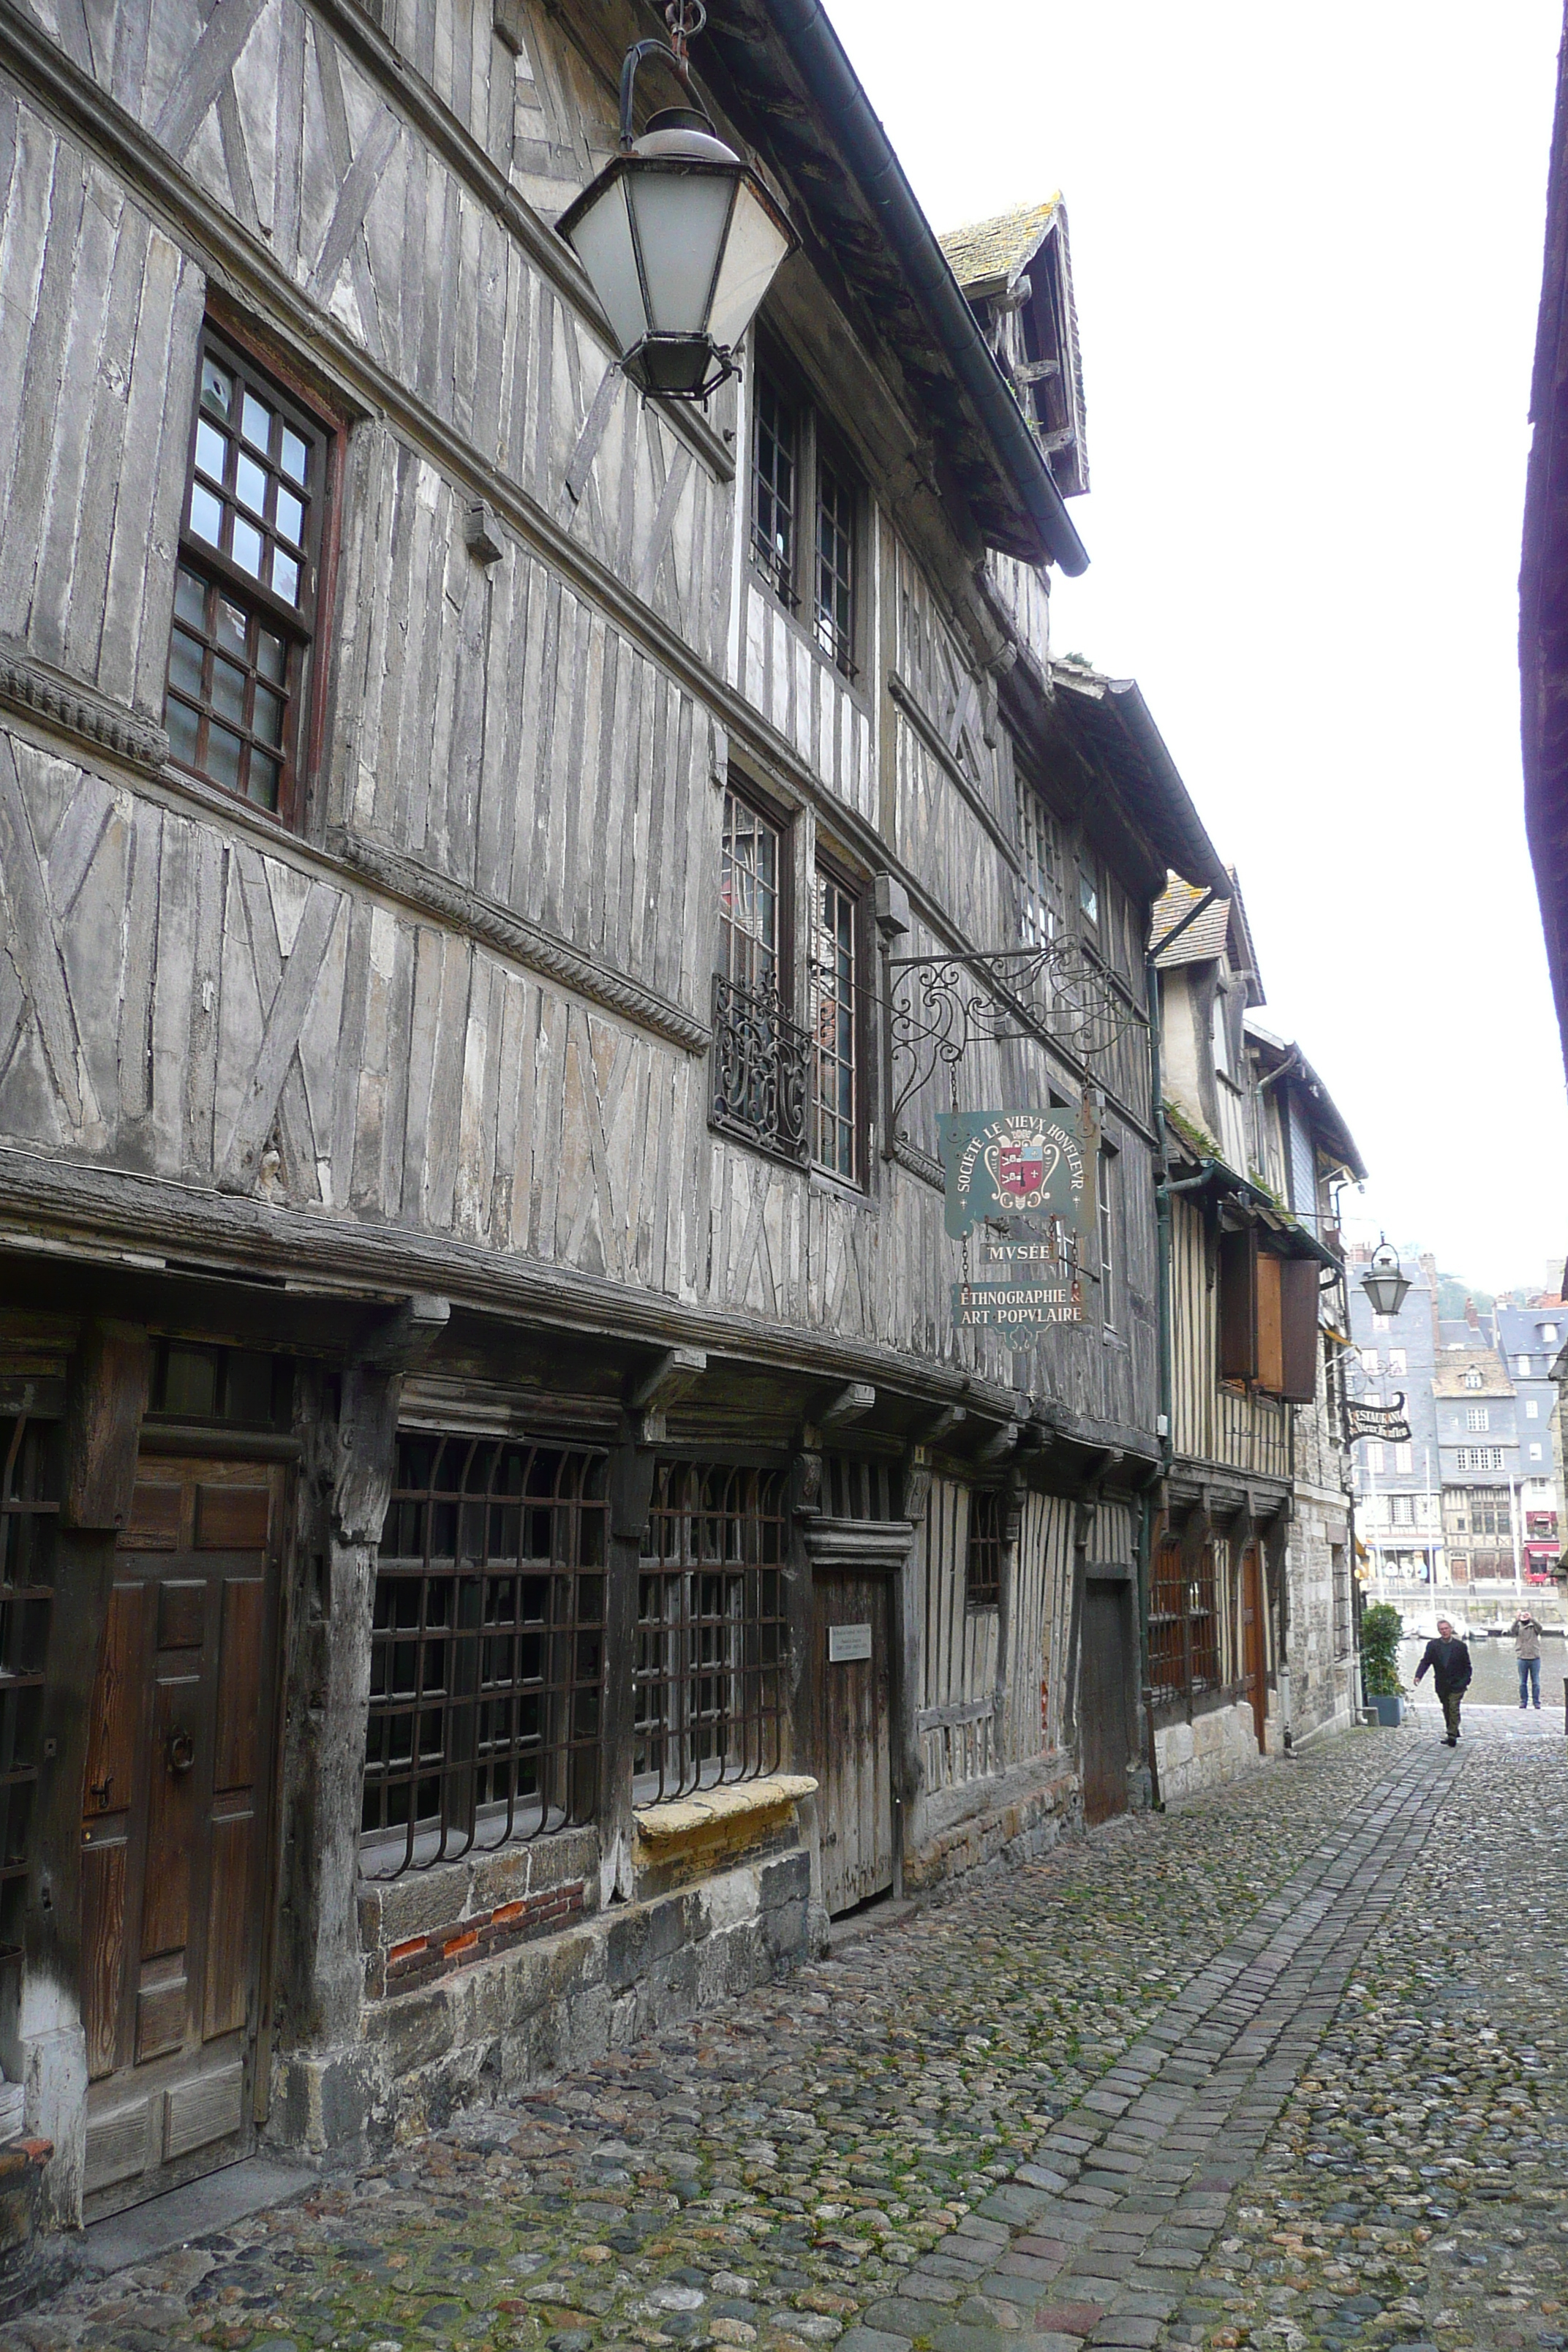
[1156, 1698, 1272, 1805]
[904, 1754, 1079, 1893]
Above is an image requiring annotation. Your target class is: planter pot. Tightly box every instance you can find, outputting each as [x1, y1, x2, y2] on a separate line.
[1370, 1694, 1403, 1726]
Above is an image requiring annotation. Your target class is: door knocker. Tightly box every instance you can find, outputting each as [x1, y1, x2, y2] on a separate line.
[166, 1730, 196, 1776]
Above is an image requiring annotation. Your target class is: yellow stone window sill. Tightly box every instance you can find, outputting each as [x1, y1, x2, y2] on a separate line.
[633, 1774, 818, 1845]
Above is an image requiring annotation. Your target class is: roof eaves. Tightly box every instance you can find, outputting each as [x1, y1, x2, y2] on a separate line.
[1050, 666, 1229, 894]
[755, 1, 1089, 576]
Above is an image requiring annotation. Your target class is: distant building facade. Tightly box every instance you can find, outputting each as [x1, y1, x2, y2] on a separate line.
[1433, 1352, 1521, 1585]
[1345, 1248, 1444, 1583]
[1493, 1301, 1564, 1574]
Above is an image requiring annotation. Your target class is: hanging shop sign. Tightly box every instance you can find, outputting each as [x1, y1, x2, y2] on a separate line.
[938, 1107, 1092, 1241]
[1344, 1392, 1412, 1444]
[953, 1271, 1084, 1329]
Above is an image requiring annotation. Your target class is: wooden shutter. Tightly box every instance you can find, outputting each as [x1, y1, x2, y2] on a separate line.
[1217, 1226, 1257, 1384]
[1278, 1256, 1321, 1402]
[1256, 1250, 1284, 1392]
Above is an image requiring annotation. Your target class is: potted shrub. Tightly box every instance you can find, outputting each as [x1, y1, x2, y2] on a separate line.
[1360, 1601, 1404, 1725]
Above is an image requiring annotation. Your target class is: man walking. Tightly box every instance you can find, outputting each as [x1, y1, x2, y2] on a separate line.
[1512, 1607, 1543, 1711]
[1414, 1618, 1472, 1746]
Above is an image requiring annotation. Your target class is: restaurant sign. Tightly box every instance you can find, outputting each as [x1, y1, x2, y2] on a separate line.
[938, 1108, 1091, 1241]
[1344, 1392, 1412, 1445]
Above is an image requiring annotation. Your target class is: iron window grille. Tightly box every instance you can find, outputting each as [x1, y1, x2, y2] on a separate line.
[965, 1489, 1002, 1609]
[166, 328, 328, 821]
[810, 867, 858, 1180]
[814, 457, 857, 677]
[1147, 1530, 1218, 1719]
[633, 1463, 788, 1803]
[711, 973, 811, 1163]
[362, 1436, 607, 1877]
[751, 372, 798, 606]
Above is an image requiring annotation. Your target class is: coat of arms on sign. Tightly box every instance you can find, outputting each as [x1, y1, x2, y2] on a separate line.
[938, 1107, 1093, 1240]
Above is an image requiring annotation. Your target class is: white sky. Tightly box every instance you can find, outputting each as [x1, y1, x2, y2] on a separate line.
[826, 0, 1568, 1296]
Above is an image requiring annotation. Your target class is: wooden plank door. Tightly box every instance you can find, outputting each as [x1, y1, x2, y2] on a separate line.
[80, 1456, 284, 2218]
[1079, 1579, 1131, 1826]
[813, 1570, 894, 1917]
[1241, 1543, 1267, 1752]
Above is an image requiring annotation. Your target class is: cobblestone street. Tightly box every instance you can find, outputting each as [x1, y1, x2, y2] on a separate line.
[9, 1718, 1564, 2352]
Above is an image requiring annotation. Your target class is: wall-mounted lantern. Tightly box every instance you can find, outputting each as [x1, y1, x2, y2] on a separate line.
[557, 2, 797, 402]
[1360, 1237, 1411, 1319]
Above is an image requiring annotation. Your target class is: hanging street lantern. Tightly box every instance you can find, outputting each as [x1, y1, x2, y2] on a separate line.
[1360, 1236, 1412, 1319]
[557, 1, 798, 403]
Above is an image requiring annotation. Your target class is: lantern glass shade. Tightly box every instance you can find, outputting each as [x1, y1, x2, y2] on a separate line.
[559, 124, 796, 400]
[564, 176, 647, 357]
[708, 176, 794, 349]
[1361, 1245, 1411, 1319]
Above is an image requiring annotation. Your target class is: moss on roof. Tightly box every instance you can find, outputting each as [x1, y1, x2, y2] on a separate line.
[939, 197, 1061, 293]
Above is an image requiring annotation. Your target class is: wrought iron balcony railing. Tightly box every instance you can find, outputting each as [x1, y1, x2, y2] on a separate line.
[710, 974, 810, 1164]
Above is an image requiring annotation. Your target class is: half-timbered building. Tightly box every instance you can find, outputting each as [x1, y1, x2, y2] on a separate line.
[0, 0, 1236, 2276]
[1148, 878, 1365, 1801]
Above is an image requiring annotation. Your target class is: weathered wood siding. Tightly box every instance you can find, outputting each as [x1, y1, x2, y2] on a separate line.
[1169, 1196, 1292, 1481]
[0, 0, 1161, 1423]
[913, 1475, 1079, 1795]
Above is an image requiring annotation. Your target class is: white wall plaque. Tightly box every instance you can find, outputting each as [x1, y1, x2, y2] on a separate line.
[828, 1622, 872, 1663]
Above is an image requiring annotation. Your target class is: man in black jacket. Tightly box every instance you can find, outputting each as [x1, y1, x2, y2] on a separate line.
[1414, 1619, 1472, 1746]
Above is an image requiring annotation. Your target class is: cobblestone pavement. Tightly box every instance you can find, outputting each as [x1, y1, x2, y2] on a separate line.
[7, 1719, 1563, 2352]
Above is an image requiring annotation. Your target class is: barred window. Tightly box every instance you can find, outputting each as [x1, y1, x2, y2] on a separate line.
[166, 327, 328, 821]
[362, 1436, 606, 1876]
[1147, 1529, 1218, 1716]
[966, 1490, 1002, 1609]
[752, 372, 797, 606]
[811, 867, 858, 1180]
[634, 1463, 788, 1803]
[1147, 1531, 1186, 1709]
[814, 456, 856, 676]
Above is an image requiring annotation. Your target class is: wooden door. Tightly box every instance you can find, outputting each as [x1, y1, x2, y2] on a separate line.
[1079, 1579, 1132, 1826]
[813, 1571, 894, 1916]
[80, 1456, 284, 2218]
[1241, 1543, 1267, 1752]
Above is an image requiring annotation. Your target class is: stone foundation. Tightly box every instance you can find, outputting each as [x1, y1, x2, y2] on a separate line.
[904, 1754, 1079, 1893]
[1156, 1698, 1270, 1803]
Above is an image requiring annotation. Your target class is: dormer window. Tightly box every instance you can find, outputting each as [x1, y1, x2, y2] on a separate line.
[1543, 1322, 1559, 1345]
[1462, 1369, 1483, 1390]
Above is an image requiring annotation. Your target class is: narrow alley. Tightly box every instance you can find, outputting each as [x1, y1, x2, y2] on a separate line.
[10, 1716, 1564, 2352]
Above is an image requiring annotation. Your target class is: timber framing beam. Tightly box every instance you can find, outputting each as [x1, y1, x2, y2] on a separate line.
[0, 12, 1170, 1148]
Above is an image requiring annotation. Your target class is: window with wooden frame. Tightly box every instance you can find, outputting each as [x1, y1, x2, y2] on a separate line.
[1017, 777, 1061, 949]
[965, 1488, 1002, 1609]
[165, 325, 331, 822]
[814, 452, 858, 678]
[719, 785, 783, 995]
[810, 863, 859, 1180]
[1217, 1227, 1319, 1401]
[362, 1436, 607, 1876]
[750, 353, 862, 679]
